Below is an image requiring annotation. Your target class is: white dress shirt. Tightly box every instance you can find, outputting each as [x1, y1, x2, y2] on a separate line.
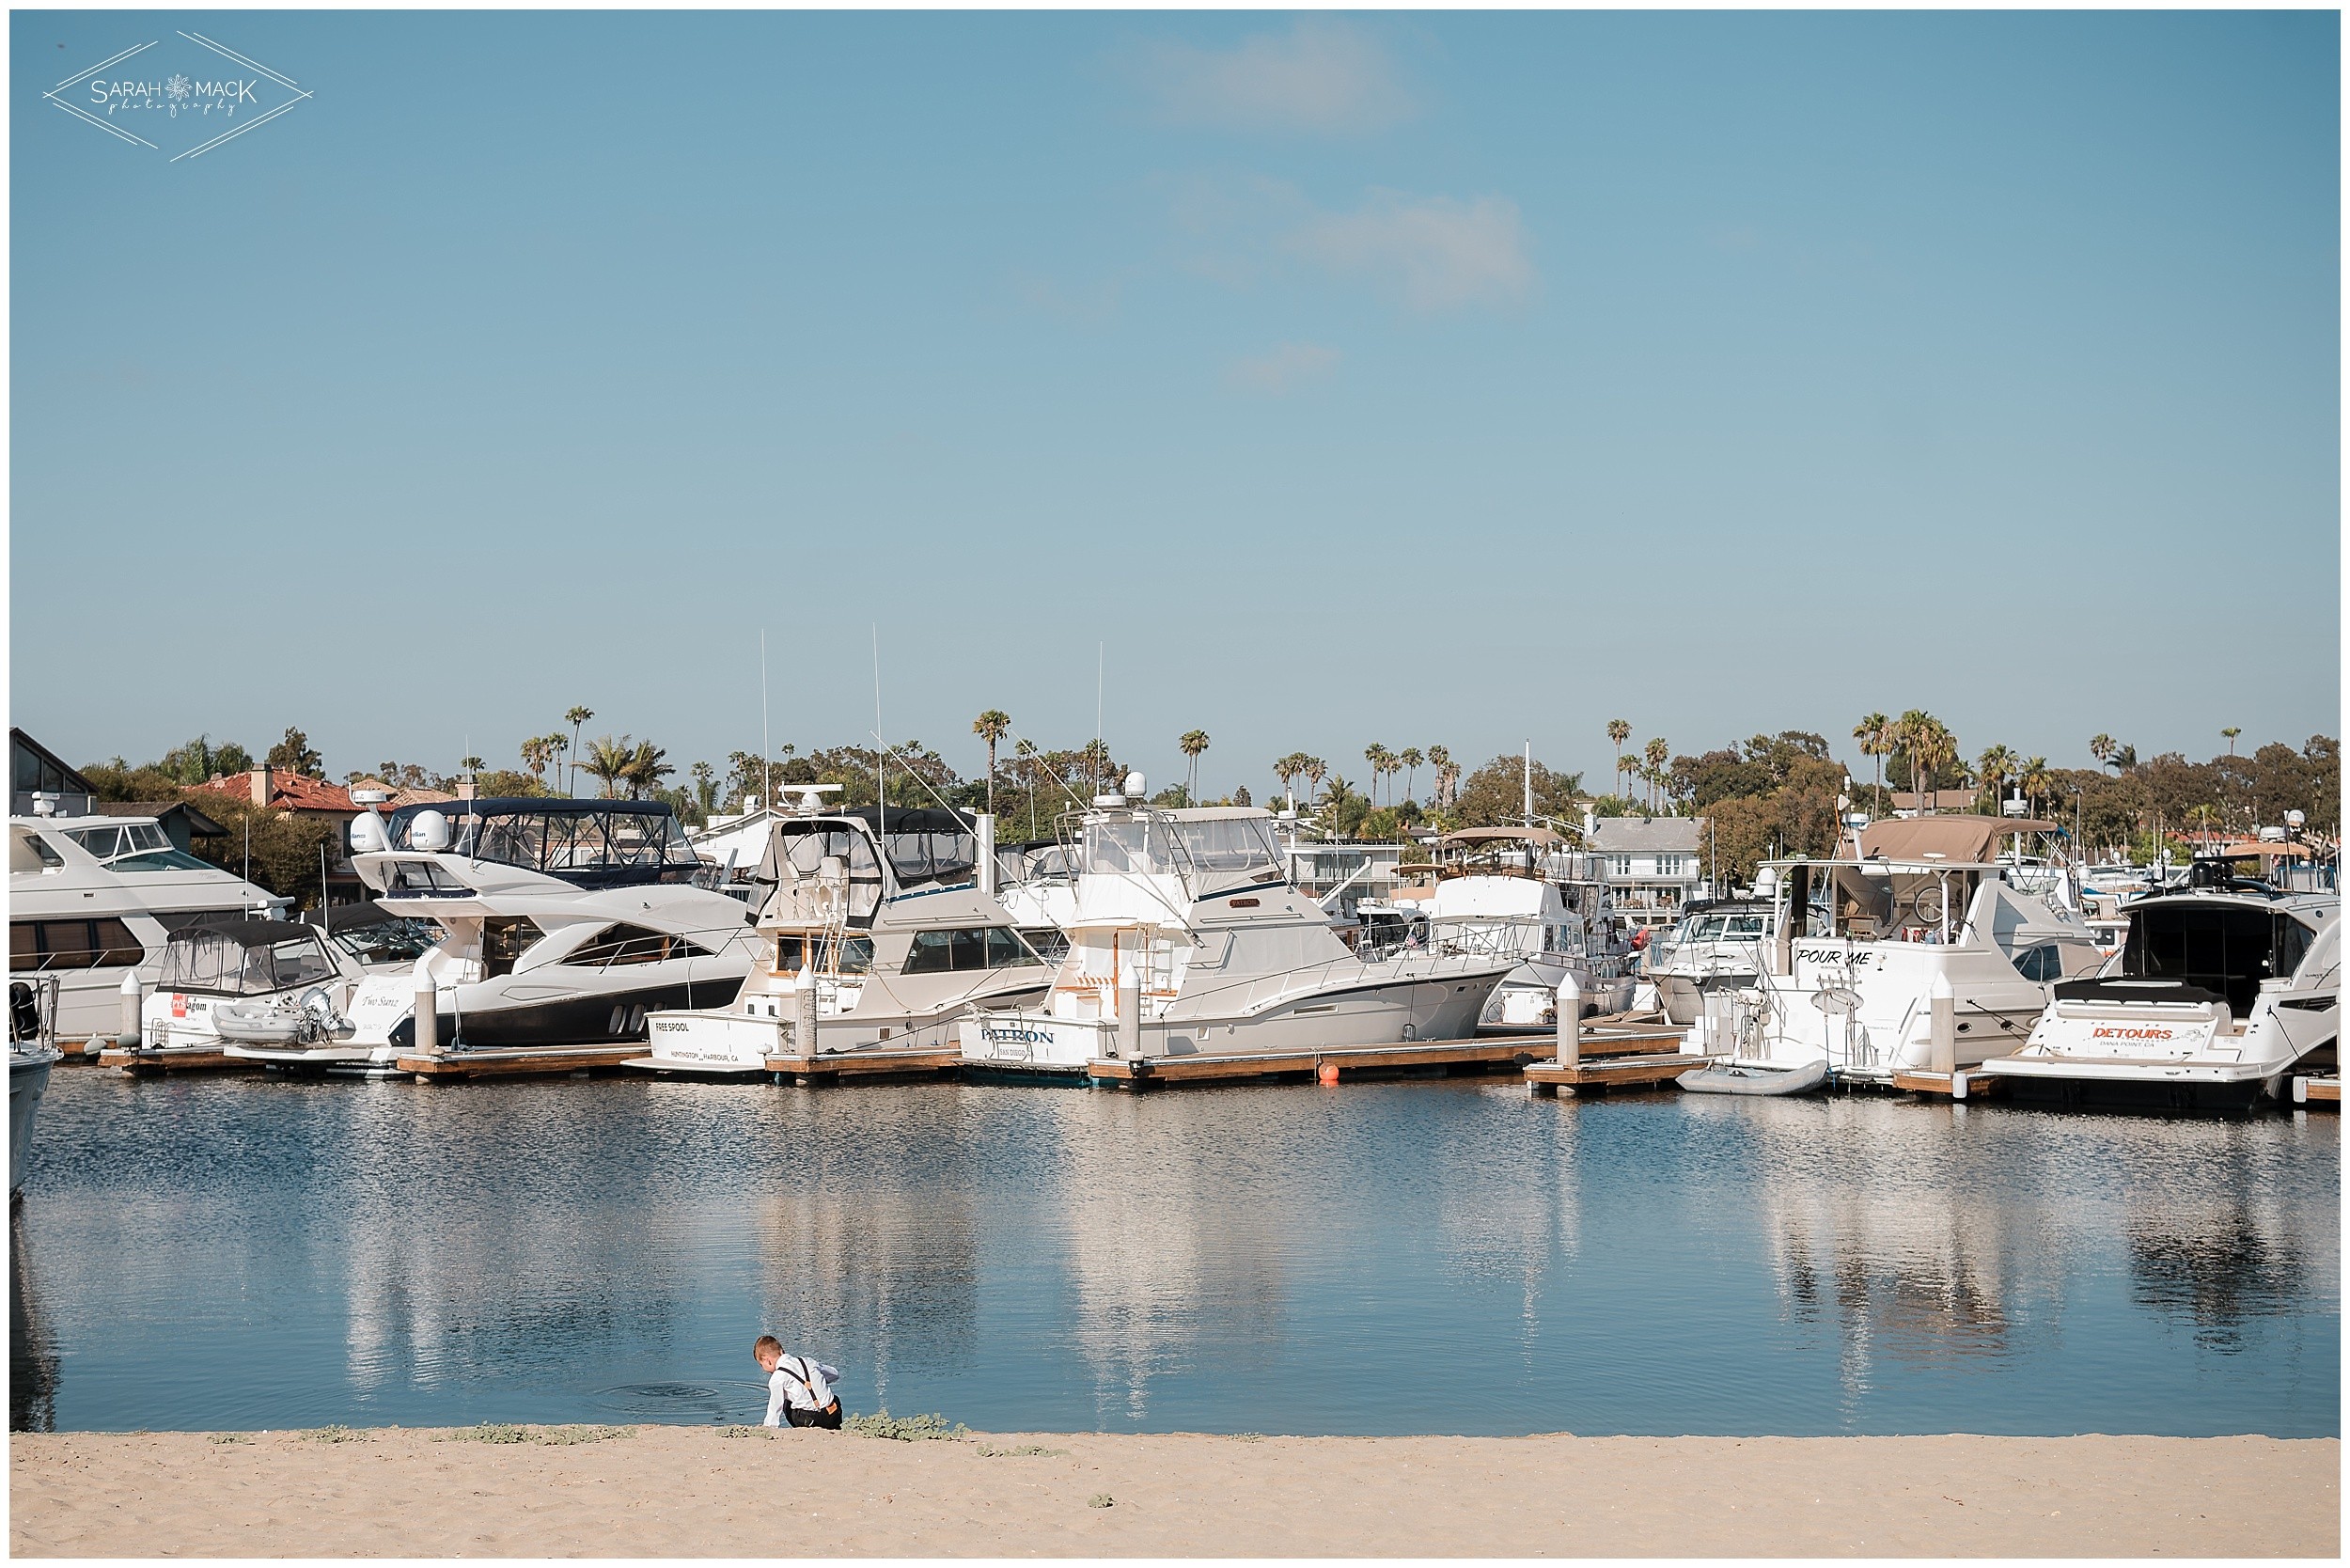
[763, 1355, 838, 1426]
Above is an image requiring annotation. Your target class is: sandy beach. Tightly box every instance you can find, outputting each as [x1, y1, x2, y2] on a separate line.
[8, 1426, 2335, 1557]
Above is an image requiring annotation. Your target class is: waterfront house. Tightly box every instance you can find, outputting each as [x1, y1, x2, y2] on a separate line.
[9, 729, 97, 819]
[1586, 815, 1708, 929]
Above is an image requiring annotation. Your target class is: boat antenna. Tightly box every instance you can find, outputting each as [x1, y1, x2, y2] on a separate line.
[760, 627, 772, 820]
[872, 623, 885, 841]
[1095, 640, 1105, 802]
[1523, 741, 1532, 827]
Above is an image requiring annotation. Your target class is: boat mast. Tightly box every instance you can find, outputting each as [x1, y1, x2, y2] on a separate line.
[1523, 741, 1532, 826]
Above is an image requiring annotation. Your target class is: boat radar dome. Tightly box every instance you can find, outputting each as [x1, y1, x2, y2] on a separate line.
[348, 813, 390, 854]
[781, 784, 843, 816]
[1124, 772, 1147, 800]
[408, 809, 452, 852]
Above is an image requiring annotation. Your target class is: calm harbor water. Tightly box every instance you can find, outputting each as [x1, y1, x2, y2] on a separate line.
[11, 1067, 2338, 1437]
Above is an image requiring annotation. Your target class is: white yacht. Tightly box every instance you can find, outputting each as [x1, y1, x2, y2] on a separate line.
[139, 906, 437, 1065]
[10, 975, 62, 1198]
[9, 813, 284, 1044]
[1410, 829, 1602, 1032]
[958, 780, 1520, 1078]
[1702, 816, 2104, 1086]
[1980, 859, 2339, 1113]
[240, 798, 759, 1072]
[634, 806, 1061, 1074]
[1648, 895, 1778, 1027]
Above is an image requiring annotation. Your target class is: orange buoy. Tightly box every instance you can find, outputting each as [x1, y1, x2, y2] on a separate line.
[1318, 1062, 1340, 1087]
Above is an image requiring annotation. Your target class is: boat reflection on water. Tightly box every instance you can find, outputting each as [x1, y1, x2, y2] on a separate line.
[2119, 1121, 2331, 1353]
[11, 1212, 57, 1432]
[1046, 1088, 1292, 1426]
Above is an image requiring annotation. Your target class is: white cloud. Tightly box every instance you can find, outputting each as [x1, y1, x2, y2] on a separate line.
[1228, 341, 1342, 394]
[1282, 191, 1535, 311]
[1135, 21, 1413, 135]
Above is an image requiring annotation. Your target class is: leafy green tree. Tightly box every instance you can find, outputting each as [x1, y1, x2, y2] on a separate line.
[1450, 754, 1583, 829]
[265, 728, 323, 777]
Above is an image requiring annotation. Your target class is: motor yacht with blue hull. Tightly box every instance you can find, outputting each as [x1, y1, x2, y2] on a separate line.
[1981, 861, 2339, 1114]
[233, 800, 759, 1072]
[959, 783, 1519, 1080]
[634, 806, 1061, 1075]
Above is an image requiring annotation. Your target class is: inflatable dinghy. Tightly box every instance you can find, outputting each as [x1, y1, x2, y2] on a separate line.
[214, 988, 351, 1047]
[1678, 1058, 1829, 1096]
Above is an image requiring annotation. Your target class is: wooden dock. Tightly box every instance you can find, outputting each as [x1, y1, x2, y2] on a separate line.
[1525, 1051, 1708, 1097]
[98, 1045, 247, 1074]
[399, 1044, 648, 1081]
[2291, 1074, 2340, 1107]
[762, 1047, 964, 1086]
[1891, 1069, 2005, 1101]
[1087, 1027, 1684, 1090]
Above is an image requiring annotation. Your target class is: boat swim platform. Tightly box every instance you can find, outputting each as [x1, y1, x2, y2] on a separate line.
[399, 1044, 650, 1081]
[98, 1044, 248, 1074]
[2291, 1074, 2340, 1107]
[1890, 1069, 2006, 1102]
[1087, 1027, 1686, 1091]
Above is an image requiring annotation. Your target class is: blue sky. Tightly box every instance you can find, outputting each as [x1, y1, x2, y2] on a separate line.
[11, 10, 2339, 798]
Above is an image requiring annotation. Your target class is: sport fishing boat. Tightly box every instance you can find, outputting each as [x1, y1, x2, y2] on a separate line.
[240, 798, 759, 1071]
[1648, 895, 1778, 1027]
[138, 907, 438, 1066]
[9, 814, 283, 1044]
[633, 805, 1063, 1074]
[9, 975, 62, 1199]
[1979, 857, 2340, 1113]
[1691, 816, 2103, 1091]
[958, 780, 1519, 1078]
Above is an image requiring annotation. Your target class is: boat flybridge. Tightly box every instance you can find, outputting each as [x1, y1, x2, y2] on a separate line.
[237, 796, 758, 1072]
[1408, 828, 1609, 1032]
[958, 777, 1520, 1077]
[1978, 855, 2339, 1113]
[9, 813, 284, 1044]
[632, 790, 1064, 1074]
[1700, 815, 2103, 1087]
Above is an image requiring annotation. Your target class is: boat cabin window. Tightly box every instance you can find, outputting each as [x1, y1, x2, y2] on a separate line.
[1086, 817, 1171, 876]
[2123, 904, 2316, 1015]
[819, 934, 872, 975]
[10, 829, 64, 873]
[381, 858, 472, 897]
[328, 917, 440, 967]
[884, 829, 978, 887]
[1020, 927, 1070, 964]
[395, 802, 703, 886]
[902, 926, 1044, 974]
[2013, 944, 2063, 983]
[567, 924, 713, 968]
[10, 917, 145, 972]
[1172, 817, 1283, 876]
[157, 927, 335, 994]
[480, 917, 547, 979]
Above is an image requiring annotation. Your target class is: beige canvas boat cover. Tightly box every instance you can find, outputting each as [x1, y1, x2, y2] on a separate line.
[1858, 815, 2057, 864]
[1439, 826, 1564, 847]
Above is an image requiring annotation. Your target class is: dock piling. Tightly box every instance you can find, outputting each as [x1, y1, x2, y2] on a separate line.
[1556, 975, 1582, 1068]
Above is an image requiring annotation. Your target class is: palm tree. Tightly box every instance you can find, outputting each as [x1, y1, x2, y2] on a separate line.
[2020, 756, 2052, 819]
[1438, 756, 1461, 814]
[690, 760, 717, 817]
[1907, 715, 1957, 813]
[1642, 738, 1668, 812]
[621, 740, 673, 799]
[1425, 745, 1450, 809]
[1272, 753, 1306, 811]
[1398, 747, 1424, 807]
[1363, 744, 1391, 807]
[1606, 719, 1631, 785]
[519, 736, 555, 784]
[1854, 713, 1892, 819]
[1616, 753, 1639, 805]
[459, 755, 484, 775]
[2221, 727, 2241, 757]
[1302, 756, 1327, 808]
[1976, 745, 2018, 813]
[564, 706, 594, 796]
[582, 734, 634, 798]
[2089, 733, 2117, 773]
[972, 710, 1011, 817]
[1179, 729, 1211, 807]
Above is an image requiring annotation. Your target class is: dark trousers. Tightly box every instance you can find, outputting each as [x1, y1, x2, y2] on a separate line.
[786, 1400, 842, 1430]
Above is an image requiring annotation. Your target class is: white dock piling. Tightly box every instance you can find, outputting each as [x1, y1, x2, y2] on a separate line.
[413, 978, 437, 1056]
[1929, 973, 1955, 1078]
[118, 971, 142, 1047]
[1556, 974, 1582, 1068]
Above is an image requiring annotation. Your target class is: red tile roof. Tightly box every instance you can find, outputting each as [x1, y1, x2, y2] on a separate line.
[193, 770, 360, 815]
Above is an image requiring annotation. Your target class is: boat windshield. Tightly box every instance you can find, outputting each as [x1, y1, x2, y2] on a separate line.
[60, 822, 212, 871]
[1084, 813, 1281, 884]
[1680, 912, 1769, 942]
[1086, 816, 1174, 876]
[328, 917, 441, 966]
[2122, 902, 2319, 1015]
[159, 925, 339, 996]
